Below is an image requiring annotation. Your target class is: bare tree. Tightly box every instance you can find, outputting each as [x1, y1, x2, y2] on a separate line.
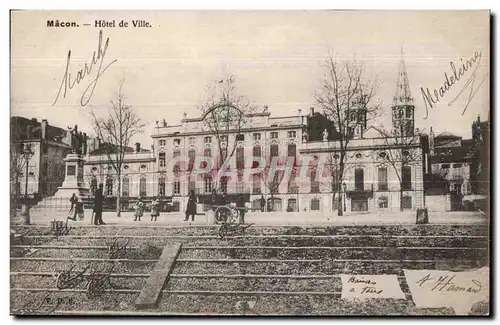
[315, 56, 381, 215]
[324, 152, 355, 211]
[199, 76, 256, 193]
[374, 127, 422, 211]
[258, 168, 285, 211]
[90, 81, 146, 217]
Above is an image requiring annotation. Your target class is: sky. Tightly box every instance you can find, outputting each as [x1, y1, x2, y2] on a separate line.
[11, 10, 490, 147]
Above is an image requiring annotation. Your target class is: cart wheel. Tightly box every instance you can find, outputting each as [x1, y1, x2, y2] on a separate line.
[228, 210, 239, 224]
[214, 206, 230, 224]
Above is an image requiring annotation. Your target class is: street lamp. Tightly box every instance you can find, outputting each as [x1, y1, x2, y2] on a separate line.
[343, 182, 347, 212]
[22, 144, 34, 201]
[21, 144, 34, 224]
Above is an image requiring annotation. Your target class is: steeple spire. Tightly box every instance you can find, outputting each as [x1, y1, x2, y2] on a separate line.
[392, 47, 414, 106]
[391, 47, 415, 137]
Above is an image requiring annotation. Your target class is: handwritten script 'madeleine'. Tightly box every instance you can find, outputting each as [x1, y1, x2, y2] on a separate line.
[340, 275, 405, 300]
[420, 51, 487, 118]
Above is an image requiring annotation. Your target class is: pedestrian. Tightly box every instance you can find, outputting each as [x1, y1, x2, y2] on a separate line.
[151, 196, 160, 222]
[236, 194, 246, 224]
[260, 195, 265, 212]
[68, 193, 78, 220]
[93, 184, 105, 225]
[184, 190, 197, 221]
[134, 197, 145, 221]
[75, 199, 84, 221]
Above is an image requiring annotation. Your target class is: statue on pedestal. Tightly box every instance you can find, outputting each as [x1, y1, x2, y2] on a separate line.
[323, 128, 329, 142]
[67, 125, 85, 155]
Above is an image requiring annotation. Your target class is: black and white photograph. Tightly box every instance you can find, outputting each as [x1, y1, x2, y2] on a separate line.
[9, 10, 490, 316]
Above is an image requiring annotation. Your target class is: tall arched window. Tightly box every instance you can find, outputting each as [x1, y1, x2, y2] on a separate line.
[310, 198, 320, 211]
[270, 144, 279, 160]
[158, 177, 165, 196]
[122, 177, 129, 197]
[402, 166, 412, 190]
[159, 152, 166, 167]
[173, 149, 181, 173]
[236, 147, 245, 170]
[188, 149, 196, 171]
[139, 176, 147, 197]
[355, 168, 364, 191]
[105, 177, 113, 196]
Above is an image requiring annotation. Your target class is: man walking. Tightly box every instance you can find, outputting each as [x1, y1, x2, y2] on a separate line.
[260, 195, 265, 212]
[236, 194, 246, 224]
[184, 190, 197, 222]
[93, 183, 105, 225]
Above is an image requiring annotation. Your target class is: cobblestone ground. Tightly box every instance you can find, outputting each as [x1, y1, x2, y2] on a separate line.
[22, 209, 488, 226]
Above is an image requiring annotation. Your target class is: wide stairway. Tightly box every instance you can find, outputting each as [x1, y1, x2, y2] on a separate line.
[10, 224, 489, 315]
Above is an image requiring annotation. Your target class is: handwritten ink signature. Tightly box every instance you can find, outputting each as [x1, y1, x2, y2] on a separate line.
[415, 273, 482, 293]
[52, 29, 117, 107]
[420, 51, 488, 118]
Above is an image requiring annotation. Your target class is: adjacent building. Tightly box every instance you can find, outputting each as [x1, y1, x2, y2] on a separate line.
[10, 117, 72, 200]
[83, 139, 155, 210]
[149, 54, 425, 214]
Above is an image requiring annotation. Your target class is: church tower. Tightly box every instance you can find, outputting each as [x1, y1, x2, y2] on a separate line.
[392, 48, 415, 137]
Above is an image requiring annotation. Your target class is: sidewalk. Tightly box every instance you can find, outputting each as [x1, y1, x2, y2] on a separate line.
[26, 209, 488, 227]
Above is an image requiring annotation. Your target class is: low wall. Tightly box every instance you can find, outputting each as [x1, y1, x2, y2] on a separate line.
[425, 194, 450, 212]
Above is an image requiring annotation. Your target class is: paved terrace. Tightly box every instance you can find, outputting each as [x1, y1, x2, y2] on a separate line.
[21, 210, 488, 227]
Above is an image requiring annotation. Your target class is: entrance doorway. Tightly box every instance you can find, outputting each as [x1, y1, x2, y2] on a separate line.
[351, 199, 368, 212]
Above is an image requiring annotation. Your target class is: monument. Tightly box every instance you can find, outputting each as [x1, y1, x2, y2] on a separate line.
[53, 125, 90, 199]
[30, 126, 90, 222]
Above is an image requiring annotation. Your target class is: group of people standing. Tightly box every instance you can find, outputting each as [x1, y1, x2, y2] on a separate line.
[69, 185, 264, 225]
[132, 196, 160, 222]
[68, 183, 161, 225]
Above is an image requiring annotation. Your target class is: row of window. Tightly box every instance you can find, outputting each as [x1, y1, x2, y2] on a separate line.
[90, 177, 158, 197]
[158, 131, 298, 147]
[91, 165, 148, 172]
[158, 144, 298, 169]
[392, 106, 414, 120]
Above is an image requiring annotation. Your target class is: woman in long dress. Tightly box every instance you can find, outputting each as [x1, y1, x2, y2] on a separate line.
[134, 197, 145, 221]
[150, 197, 160, 222]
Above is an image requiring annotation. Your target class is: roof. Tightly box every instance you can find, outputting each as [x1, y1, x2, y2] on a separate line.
[435, 131, 461, 139]
[430, 145, 473, 164]
[11, 116, 68, 143]
[89, 144, 151, 156]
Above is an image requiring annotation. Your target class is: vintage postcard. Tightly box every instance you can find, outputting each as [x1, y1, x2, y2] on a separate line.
[10, 10, 490, 316]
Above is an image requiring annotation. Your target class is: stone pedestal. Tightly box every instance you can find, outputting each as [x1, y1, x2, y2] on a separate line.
[42, 153, 90, 209]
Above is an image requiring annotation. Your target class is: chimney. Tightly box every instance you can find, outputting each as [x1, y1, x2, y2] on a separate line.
[162, 119, 167, 127]
[135, 142, 141, 153]
[310, 107, 314, 116]
[41, 119, 48, 140]
[26, 125, 32, 139]
[429, 127, 435, 155]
